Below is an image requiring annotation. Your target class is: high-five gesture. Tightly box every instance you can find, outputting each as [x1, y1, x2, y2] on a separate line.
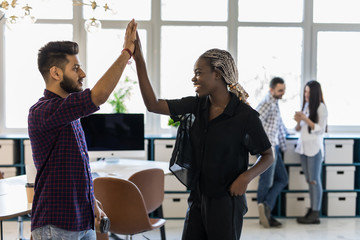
[123, 19, 137, 55]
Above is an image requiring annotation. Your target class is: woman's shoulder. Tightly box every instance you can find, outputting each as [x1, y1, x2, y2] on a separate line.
[235, 100, 260, 119]
[317, 102, 328, 114]
[318, 102, 327, 110]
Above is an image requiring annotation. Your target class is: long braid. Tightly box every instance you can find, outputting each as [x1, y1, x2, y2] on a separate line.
[200, 49, 249, 103]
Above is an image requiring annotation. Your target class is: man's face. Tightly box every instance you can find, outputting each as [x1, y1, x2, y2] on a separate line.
[270, 83, 286, 99]
[60, 55, 86, 94]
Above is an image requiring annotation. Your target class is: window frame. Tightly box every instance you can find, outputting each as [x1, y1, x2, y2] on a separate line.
[0, 0, 359, 134]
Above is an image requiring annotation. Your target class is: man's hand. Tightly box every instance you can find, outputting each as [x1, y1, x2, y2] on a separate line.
[123, 19, 137, 54]
[95, 199, 106, 222]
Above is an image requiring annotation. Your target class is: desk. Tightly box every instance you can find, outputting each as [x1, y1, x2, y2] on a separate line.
[90, 159, 171, 179]
[0, 175, 31, 240]
[0, 160, 170, 240]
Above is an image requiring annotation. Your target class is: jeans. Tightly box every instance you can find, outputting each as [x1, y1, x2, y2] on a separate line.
[257, 145, 288, 211]
[300, 150, 323, 211]
[31, 225, 96, 240]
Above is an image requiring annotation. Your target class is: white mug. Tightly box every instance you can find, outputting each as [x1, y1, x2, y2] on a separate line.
[25, 163, 37, 184]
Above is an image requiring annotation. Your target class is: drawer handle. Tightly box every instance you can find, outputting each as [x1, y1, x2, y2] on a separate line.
[166, 145, 173, 148]
[297, 197, 305, 201]
[173, 198, 181, 202]
[337, 171, 344, 174]
[335, 144, 343, 148]
[300, 171, 304, 175]
[251, 198, 257, 201]
[338, 197, 346, 201]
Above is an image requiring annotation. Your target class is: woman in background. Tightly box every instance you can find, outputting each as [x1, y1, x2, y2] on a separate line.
[294, 80, 328, 224]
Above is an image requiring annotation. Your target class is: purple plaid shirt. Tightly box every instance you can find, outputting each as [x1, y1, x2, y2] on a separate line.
[28, 89, 99, 231]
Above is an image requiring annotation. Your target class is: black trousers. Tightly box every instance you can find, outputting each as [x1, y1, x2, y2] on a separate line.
[182, 190, 247, 240]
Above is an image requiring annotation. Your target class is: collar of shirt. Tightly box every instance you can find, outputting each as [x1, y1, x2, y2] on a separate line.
[265, 92, 278, 104]
[43, 89, 62, 99]
[200, 92, 240, 117]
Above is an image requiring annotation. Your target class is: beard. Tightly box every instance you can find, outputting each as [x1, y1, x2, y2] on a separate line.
[273, 94, 283, 100]
[60, 74, 82, 94]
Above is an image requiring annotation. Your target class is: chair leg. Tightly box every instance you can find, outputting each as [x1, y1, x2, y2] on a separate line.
[109, 233, 125, 240]
[157, 205, 166, 240]
[160, 226, 166, 240]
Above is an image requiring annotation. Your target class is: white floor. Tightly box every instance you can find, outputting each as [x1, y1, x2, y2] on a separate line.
[3, 218, 360, 240]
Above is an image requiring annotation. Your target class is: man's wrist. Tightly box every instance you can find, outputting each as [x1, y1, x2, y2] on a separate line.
[122, 48, 133, 58]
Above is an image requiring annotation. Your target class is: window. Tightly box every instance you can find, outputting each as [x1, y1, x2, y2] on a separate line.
[238, 0, 303, 22]
[86, 29, 147, 116]
[4, 24, 73, 128]
[1, 0, 360, 134]
[317, 31, 360, 126]
[314, 0, 360, 23]
[238, 27, 302, 128]
[83, 0, 151, 21]
[161, 0, 228, 21]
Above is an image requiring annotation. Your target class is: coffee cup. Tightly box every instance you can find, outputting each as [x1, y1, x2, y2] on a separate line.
[25, 183, 34, 203]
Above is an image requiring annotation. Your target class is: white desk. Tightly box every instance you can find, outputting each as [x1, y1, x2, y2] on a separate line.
[0, 175, 31, 240]
[0, 159, 170, 239]
[90, 159, 170, 179]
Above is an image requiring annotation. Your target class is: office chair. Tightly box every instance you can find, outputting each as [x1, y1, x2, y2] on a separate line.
[93, 177, 166, 240]
[128, 168, 166, 240]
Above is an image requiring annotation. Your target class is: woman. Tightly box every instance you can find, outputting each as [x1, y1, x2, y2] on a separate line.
[294, 80, 328, 224]
[133, 32, 273, 240]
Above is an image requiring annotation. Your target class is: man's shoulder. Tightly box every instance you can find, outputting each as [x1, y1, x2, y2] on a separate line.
[256, 96, 273, 110]
[29, 97, 58, 113]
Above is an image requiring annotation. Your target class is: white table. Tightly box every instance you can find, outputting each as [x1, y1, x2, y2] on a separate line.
[90, 159, 171, 179]
[0, 175, 31, 240]
[0, 159, 170, 239]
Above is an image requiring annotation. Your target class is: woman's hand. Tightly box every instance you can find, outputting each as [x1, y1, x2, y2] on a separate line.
[123, 19, 137, 54]
[229, 174, 249, 196]
[133, 31, 144, 62]
[294, 111, 305, 122]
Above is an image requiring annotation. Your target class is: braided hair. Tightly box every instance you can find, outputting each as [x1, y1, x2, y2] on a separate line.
[200, 48, 249, 103]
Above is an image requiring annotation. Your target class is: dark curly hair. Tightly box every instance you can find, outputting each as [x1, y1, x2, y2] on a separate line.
[37, 41, 79, 79]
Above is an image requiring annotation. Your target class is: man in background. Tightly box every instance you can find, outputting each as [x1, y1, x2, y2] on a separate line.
[256, 77, 289, 228]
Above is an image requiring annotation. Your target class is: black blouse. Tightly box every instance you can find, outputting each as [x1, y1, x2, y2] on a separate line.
[167, 92, 271, 198]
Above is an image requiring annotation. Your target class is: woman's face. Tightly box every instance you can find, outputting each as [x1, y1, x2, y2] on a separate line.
[192, 58, 217, 97]
[304, 85, 310, 102]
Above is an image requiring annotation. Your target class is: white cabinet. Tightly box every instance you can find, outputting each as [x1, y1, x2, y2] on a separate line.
[286, 193, 310, 217]
[0, 140, 15, 165]
[325, 139, 354, 163]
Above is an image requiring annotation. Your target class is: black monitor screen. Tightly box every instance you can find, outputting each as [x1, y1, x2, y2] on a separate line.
[80, 113, 144, 151]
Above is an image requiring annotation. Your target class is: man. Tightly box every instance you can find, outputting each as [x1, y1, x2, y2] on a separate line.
[256, 77, 289, 228]
[28, 20, 137, 239]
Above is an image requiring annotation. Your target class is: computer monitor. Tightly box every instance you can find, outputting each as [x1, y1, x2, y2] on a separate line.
[80, 113, 145, 161]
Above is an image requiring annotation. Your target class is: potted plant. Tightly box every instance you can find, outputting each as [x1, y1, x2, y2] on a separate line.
[168, 117, 180, 135]
[168, 118, 180, 128]
[107, 76, 137, 113]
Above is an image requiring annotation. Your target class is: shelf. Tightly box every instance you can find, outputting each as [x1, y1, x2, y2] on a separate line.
[285, 163, 360, 166]
[0, 164, 24, 167]
[324, 189, 360, 193]
[324, 163, 360, 166]
[165, 190, 190, 194]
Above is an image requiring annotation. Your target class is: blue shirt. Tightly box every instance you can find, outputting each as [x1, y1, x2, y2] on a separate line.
[28, 89, 99, 231]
